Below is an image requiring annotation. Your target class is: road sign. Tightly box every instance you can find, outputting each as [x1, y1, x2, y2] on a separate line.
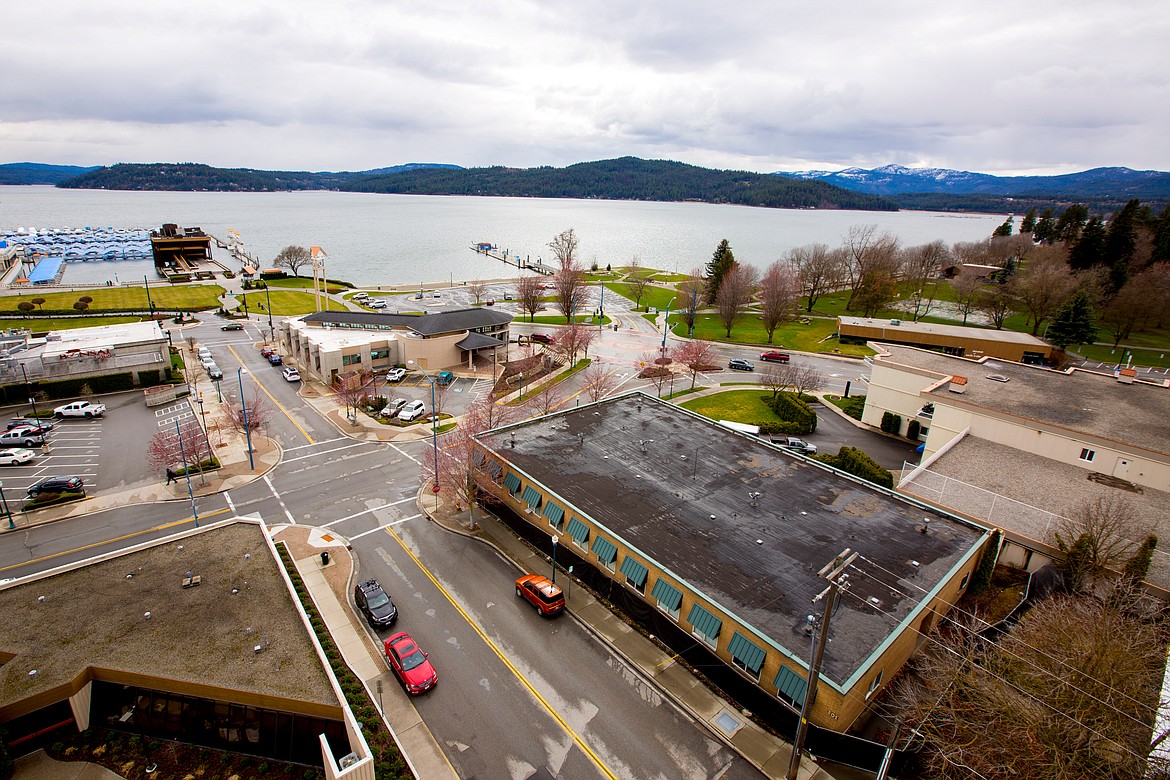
[432, 484, 441, 494]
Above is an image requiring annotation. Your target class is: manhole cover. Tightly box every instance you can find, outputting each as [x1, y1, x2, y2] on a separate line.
[713, 710, 742, 735]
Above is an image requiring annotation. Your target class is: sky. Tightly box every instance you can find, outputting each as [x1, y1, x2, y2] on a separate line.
[3, 1, 1168, 176]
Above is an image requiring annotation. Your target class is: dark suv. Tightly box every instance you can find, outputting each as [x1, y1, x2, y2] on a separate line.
[354, 579, 399, 629]
[27, 476, 84, 497]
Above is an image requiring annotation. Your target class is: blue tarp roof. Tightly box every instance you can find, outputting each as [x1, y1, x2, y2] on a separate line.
[28, 256, 64, 284]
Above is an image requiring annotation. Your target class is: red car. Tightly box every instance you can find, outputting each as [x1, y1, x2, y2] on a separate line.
[260, 346, 276, 358]
[515, 574, 566, 617]
[760, 350, 790, 363]
[530, 333, 555, 345]
[384, 632, 437, 695]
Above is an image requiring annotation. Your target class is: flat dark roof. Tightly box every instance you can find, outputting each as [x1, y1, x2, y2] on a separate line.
[482, 393, 986, 686]
[304, 307, 511, 335]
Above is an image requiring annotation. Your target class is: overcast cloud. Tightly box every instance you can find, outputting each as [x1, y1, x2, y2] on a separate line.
[2, 0, 1167, 175]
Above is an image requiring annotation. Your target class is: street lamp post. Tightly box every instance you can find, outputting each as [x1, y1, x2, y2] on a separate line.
[263, 283, 274, 337]
[19, 363, 40, 421]
[661, 302, 672, 359]
[407, 361, 440, 502]
[689, 289, 698, 338]
[175, 419, 200, 527]
[599, 282, 605, 331]
[143, 274, 156, 320]
[551, 536, 559, 584]
[1, 481, 13, 529]
[237, 367, 254, 470]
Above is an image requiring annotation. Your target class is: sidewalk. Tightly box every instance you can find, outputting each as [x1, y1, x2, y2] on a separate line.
[420, 488, 839, 780]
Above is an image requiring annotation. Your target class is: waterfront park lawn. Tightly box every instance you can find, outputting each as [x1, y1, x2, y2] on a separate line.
[667, 313, 872, 357]
[239, 289, 348, 316]
[679, 389, 788, 427]
[1, 284, 224, 313]
[264, 277, 349, 294]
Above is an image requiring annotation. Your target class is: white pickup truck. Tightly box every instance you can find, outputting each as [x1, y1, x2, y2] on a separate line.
[54, 400, 106, 418]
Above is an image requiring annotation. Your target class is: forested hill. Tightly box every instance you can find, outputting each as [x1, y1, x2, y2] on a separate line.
[345, 157, 897, 210]
[56, 158, 897, 211]
[0, 162, 100, 184]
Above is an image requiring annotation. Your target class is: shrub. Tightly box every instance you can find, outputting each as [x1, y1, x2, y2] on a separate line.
[880, 411, 902, 434]
[763, 392, 817, 434]
[969, 529, 1001, 594]
[906, 419, 921, 440]
[815, 446, 894, 489]
[1123, 535, 1158, 584]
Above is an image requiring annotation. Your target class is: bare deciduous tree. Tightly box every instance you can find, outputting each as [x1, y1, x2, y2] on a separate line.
[1053, 494, 1145, 581]
[551, 233, 590, 323]
[841, 225, 900, 311]
[467, 280, 487, 304]
[516, 275, 543, 322]
[331, 369, 374, 418]
[580, 363, 620, 402]
[547, 227, 579, 267]
[636, 351, 674, 398]
[758, 261, 800, 344]
[273, 245, 312, 277]
[977, 283, 1015, 329]
[786, 243, 842, 313]
[670, 339, 716, 390]
[901, 240, 951, 321]
[554, 323, 596, 365]
[1014, 244, 1078, 334]
[760, 362, 826, 398]
[220, 387, 271, 436]
[524, 381, 563, 418]
[146, 417, 213, 474]
[674, 267, 706, 336]
[423, 397, 518, 529]
[950, 273, 983, 325]
[625, 256, 653, 310]
[714, 263, 757, 337]
[897, 590, 1167, 780]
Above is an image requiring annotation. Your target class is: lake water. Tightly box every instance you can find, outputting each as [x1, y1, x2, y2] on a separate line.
[1, 186, 1006, 287]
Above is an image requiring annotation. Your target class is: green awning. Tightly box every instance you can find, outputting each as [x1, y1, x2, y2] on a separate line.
[687, 603, 722, 640]
[592, 536, 617, 564]
[521, 485, 542, 510]
[542, 502, 564, 526]
[566, 517, 589, 543]
[774, 665, 808, 707]
[728, 632, 766, 674]
[503, 473, 521, 495]
[651, 579, 682, 611]
[619, 556, 648, 586]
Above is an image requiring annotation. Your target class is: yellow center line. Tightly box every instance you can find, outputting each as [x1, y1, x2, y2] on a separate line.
[386, 526, 620, 780]
[226, 345, 314, 445]
[0, 508, 231, 574]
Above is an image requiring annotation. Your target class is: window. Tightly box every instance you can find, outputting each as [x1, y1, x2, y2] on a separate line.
[521, 486, 543, 512]
[592, 536, 617, 571]
[370, 349, 390, 360]
[566, 517, 589, 548]
[774, 666, 808, 708]
[687, 603, 722, 649]
[341, 353, 362, 366]
[542, 502, 565, 532]
[1079, 448, 1096, 463]
[651, 579, 682, 620]
[727, 632, 766, 681]
[867, 670, 883, 698]
[619, 556, 648, 594]
[919, 426, 930, 437]
[503, 473, 522, 497]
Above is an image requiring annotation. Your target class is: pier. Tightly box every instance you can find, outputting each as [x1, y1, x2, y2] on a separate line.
[470, 243, 555, 275]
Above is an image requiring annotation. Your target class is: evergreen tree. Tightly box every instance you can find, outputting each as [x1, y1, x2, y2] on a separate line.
[1033, 209, 1055, 243]
[1151, 203, 1170, 264]
[1053, 204, 1089, 243]
[1122, 535, 1157, 584]
[992, 216, 1013, 237]
[1046, 289, 1097, 349]
[1068, 215, 1107, 270]
[969, 530, 1002, 594]
[1020, 208, 1038, 234]
[704, 239, 736, 304]
[1103, 199, 1141, 292]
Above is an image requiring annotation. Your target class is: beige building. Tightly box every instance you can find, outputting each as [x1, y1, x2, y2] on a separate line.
[280, 308, 511, 385]
[1, 319, 170, 390]
[476, 393, 989, 734]
[864, 344, 1170, 588]
[838, 315, 1053, 364]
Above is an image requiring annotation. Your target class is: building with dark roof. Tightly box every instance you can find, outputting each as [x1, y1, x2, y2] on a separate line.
[474, 393, 989, 732]
[280, 308, 511, 384]
[0, 519, 373, 773]
[838, 315, 1053, 364]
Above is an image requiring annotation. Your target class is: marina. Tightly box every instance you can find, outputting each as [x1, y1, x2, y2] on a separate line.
[471, 242, 555, 275]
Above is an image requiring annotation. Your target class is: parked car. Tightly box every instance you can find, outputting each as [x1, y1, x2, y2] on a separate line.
[414, 292, 424, 300]
[381, 398, 409, 418]
[220, 322, 244, 331]
[530, 333, 555, 345]
[397, 400, 426, 422]
[207, 364, 224, 381]
[54, 401, 106, 418]
[503, 292, 514, 300]
[200, 355, 216, 370]
[197, 347, 213, 361]
[386, 367, 407, 382]
[760, 350, 790, 363]
[515, 574, 565, 617]
[0, 429, 44, 448]
[436, 371, 454, 385]
[485, 299, 495, 306]
[369, 300, 388, 309]
[267, 353, 283, 366]
[26, 475, 84, 497]
[260, 346, 276, 358]
[354, 579, 399, 629]
[0, 448, 36, 466]
[728, 358, 754, 371]
[352, 291, 369, 301]
[432, 292, 441, 298]
[384, 632, 437, 695]
[7, 419, 54, 433]
[282, 367, 300, 382]
[775, 436, 818, 455]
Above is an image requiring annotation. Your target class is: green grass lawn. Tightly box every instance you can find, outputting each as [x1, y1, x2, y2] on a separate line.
[1077, 343, 1170, 368]
[679, 389, 784, 426]
[239, 290, 348, 316]
[1, 315, 145, 331]
[4, 284, 225, 312]
[672, 313, 872, 356]
[264, 277, 349, 293]
[605, 282, 678, 312]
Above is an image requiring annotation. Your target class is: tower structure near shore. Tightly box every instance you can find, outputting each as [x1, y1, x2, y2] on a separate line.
[311, 246, 328, 313]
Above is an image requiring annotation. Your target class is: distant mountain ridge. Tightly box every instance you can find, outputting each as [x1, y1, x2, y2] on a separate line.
[0, 162, 101, 185]
[50, 158, 897, 212]
[778, 164, 1170, 199]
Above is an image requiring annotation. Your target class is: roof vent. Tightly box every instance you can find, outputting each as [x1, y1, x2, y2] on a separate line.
[1118, 368, 1137, 385]
[949, 375, 968, 393]
[986, 374, 1009, 383]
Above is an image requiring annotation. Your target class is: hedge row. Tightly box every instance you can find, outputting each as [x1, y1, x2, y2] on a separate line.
[275, 543, 412, 779]
[762, 392, 817, 434]
[815, 446, 894, 489]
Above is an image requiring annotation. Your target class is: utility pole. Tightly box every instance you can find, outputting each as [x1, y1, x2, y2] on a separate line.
[787, 548, 858, 780]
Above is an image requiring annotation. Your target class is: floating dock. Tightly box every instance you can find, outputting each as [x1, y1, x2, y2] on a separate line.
[470, 243, 554, 275]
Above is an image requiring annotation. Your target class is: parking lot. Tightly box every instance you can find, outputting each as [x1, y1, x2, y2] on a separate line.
[1, 389, 184, 502]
